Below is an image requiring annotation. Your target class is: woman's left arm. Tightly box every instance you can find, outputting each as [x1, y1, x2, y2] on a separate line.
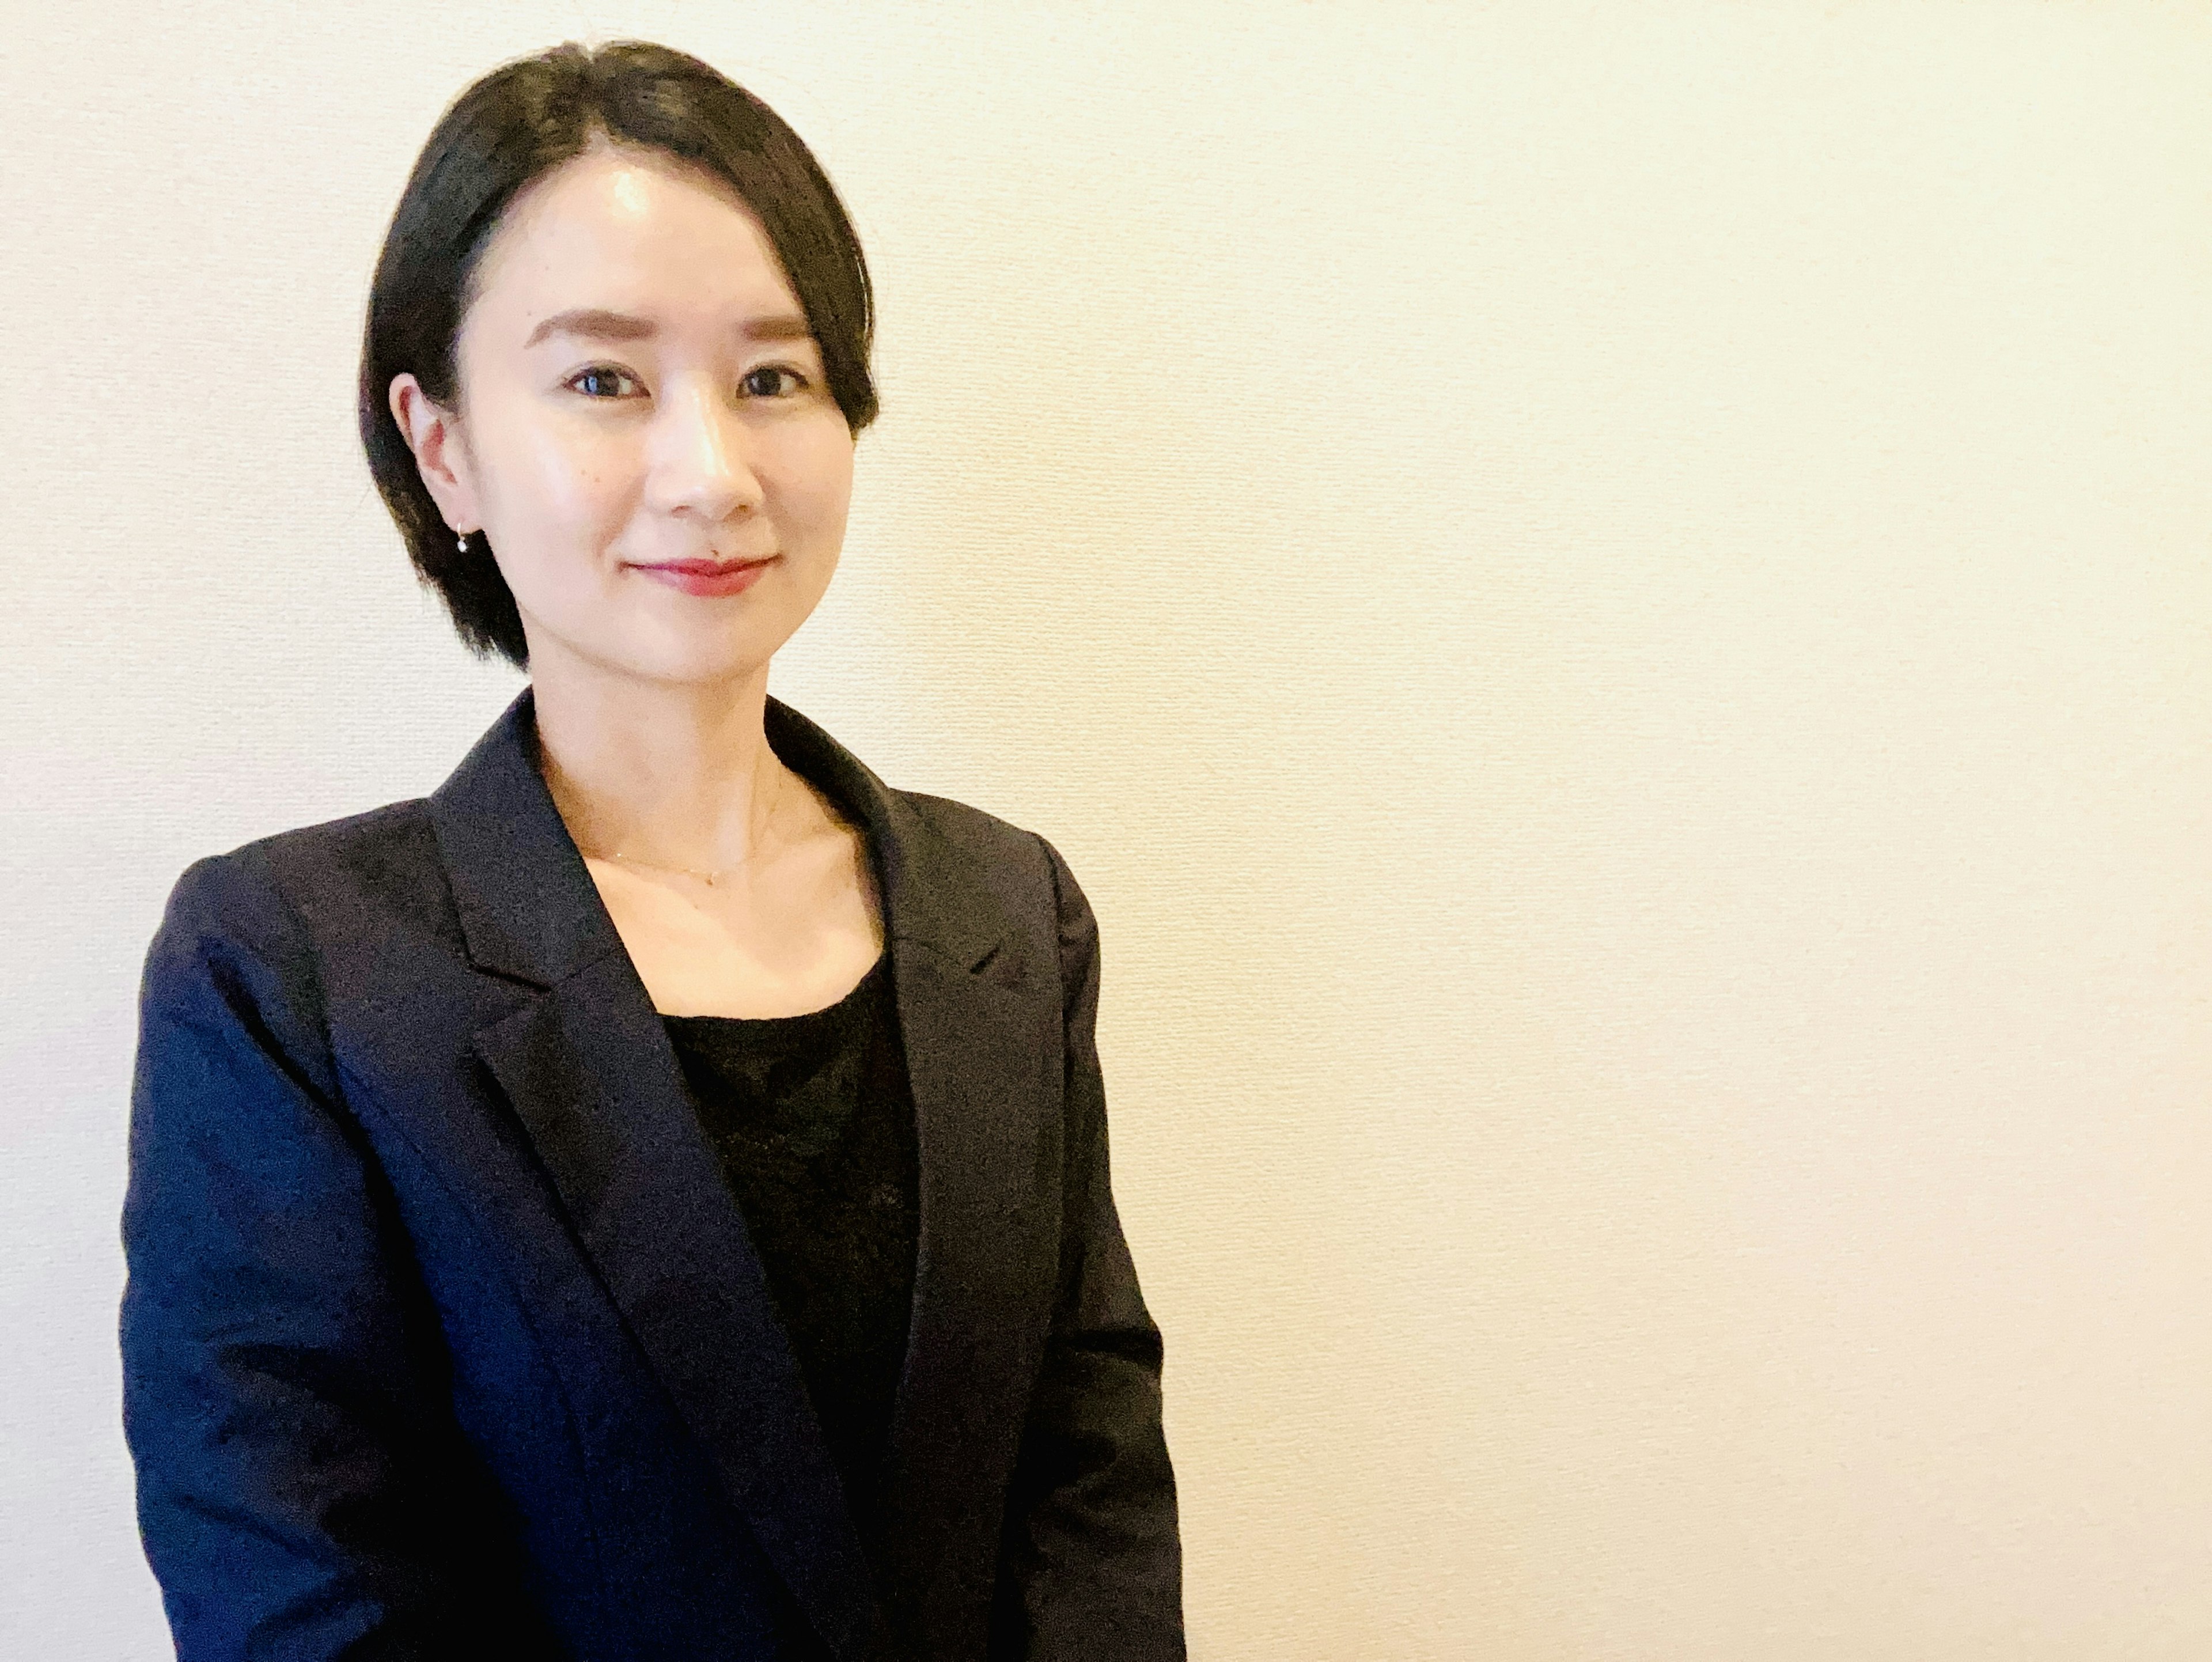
[988, 834, 1187, 1662]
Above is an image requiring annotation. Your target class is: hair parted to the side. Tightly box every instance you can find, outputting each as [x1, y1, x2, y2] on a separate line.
[357, 39, 879, 672]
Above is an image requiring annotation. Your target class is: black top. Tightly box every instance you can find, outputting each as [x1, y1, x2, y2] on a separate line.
[661, 945, 919, 1566]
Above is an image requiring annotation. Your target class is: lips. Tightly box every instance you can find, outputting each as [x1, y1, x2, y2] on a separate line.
[640, 556, 776, 575]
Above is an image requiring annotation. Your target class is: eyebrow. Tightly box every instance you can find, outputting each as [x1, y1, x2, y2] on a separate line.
[522, 308, 816, 349]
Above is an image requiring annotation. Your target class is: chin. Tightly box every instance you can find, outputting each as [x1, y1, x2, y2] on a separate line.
[641, 634, 778, 691]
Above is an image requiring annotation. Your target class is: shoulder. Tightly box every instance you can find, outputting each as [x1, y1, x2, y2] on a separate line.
[141, 798, 471, 1115]
[147, 799, 449, 999]
[160, 797, 440, 926]
[895, 788, 1089, 899]
[896, 787, 1046, 869]
[891, 788, 1100, 973]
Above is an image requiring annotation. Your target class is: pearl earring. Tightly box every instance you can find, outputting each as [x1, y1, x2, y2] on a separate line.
[457, 532, 469, 553]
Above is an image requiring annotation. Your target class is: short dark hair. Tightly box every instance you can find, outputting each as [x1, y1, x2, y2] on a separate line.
[357, 39, 879, 671]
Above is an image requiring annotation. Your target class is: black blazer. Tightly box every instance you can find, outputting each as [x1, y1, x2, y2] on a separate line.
[120, 685, 1184, 1662]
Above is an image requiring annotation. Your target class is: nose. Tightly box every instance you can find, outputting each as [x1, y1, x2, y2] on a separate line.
[654, 374, 764, 523]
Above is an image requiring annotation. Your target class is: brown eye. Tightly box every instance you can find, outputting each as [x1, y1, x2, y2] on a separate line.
[567, 366, 640, 399]
[742, 365, 809, 398]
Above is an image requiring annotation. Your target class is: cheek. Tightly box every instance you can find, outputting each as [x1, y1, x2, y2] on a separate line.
[789, 427, 856, 521]
[484, 450, 624, 609]
[515, 427, 623, 520]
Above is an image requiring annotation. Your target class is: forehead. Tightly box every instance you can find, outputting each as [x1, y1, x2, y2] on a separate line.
[470, 145, 798, 318]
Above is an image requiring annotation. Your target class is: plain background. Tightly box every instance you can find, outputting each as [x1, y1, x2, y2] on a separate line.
[5, 2, 2210, 1656]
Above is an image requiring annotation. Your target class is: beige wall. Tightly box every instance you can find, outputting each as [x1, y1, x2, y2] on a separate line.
[5, 3, 2208, 1656]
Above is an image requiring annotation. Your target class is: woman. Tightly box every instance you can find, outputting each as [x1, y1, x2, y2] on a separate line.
[120, 39, 1183, 1662]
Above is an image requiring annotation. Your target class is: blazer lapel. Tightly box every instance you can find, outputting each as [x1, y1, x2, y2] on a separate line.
[469, 960, 882, 1653]
[760, 695, 1060, 1656]
[426, 685, 1054, 1661]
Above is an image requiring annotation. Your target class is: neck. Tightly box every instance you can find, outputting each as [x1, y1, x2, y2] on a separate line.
[528, 658, 797, 874]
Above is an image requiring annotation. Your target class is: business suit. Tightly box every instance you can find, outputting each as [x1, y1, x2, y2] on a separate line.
[120, 684, 1184, 1661]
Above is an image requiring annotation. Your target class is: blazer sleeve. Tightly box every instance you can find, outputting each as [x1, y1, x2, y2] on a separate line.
[119, 849, 555, 1660]
[989, 835, 1187, 1661]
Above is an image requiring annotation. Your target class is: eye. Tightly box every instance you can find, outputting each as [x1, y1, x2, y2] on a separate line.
[742, 364, 812, 399]
[566, 364, 642, 399]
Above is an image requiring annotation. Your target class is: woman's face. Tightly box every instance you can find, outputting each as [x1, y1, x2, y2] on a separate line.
[392, 138, 855, 688]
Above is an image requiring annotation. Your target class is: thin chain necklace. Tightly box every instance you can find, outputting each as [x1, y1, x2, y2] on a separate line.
[579, 767, 785, 889]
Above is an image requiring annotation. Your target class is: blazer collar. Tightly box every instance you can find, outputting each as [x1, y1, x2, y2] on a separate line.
[425, 684, 1054, 1661]
[426, 681, 1011, 989]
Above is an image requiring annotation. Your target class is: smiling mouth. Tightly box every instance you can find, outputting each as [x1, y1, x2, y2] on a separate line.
[635, 555, 778, 576]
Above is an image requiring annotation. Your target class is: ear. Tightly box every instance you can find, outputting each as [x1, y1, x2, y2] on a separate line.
[388, 373, 480, 536]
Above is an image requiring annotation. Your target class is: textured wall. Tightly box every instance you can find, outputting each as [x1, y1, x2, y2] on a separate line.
[4, 3, 2209, 1656]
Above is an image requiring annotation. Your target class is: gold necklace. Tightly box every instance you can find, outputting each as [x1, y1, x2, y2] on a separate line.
[580, 767, 785, 888]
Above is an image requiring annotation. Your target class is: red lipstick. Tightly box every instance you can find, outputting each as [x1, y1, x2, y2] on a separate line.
[632, 555, 777, 597]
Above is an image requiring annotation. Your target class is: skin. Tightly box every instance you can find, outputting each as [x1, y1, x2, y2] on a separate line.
[389, 132, 882, 1016]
